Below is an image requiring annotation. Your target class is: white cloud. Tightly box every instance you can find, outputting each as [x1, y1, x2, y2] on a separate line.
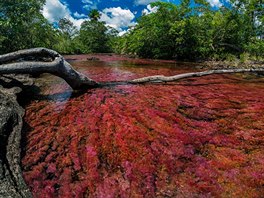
[43, 0, 71, 22]
[135, 0, 157, 5]
[71, 18, 86, 29]
[42, 1, 136, 34]
[73, 12, 87, 19]
[100, 7, 136, 31]
[42, 0, 88, 29]
[118, 30, 128, 36]
[207, 0, 222, 7]
[83, 4, 98, 10]
[142, 4, 158, 15]
[82, 0, 100, 11]
[82, 0, 93, 4]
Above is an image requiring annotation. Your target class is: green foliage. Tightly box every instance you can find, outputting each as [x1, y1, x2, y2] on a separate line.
[77, 10, 118, 54]
[116, 1, 264, 60]
[52, 18, 81, 54]
[0, 3, 116, 55]
[52, 12, 117, 54]
[0, 0, 53, 53]
[246, 39, 264, 60]
[79, 20, 114, 53]
[58, 18, 78, 38]
[115, 2, 179, 59]
[239, 53, 250, 63]
[225, 54, 237, 62]
[89, 9, 101, 21]
[0, 0, 263, 60]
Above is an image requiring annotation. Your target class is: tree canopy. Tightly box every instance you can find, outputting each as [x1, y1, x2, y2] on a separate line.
[115, 1, 264, 60]
[0, 0, 53, 53]
[0, 0, 263, 60]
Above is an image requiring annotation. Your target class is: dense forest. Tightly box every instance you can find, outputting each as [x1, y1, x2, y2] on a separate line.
[0, 0, 263, 61]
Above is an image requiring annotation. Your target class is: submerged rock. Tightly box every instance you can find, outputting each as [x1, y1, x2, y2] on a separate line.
[87, 57, 100, 61]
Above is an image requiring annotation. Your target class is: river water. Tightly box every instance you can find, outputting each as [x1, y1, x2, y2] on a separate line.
[21, 55, 264, 197]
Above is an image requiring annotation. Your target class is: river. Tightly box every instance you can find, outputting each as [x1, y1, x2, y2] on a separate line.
[21, 54, 264, 197]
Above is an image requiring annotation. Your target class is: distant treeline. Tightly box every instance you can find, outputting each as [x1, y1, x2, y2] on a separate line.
[0, 0, 263, 61]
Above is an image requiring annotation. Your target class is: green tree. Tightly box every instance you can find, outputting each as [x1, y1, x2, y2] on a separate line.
[79, 20, 110, 53]
[230, 0, 264, 57]
[58, 18, 77, 38]
[116, 0, 264, 60]
[53, 18, 81, 54]
[79, 10, 115, 53]
[117, 1, 211, 59]
[119, 2, 180, 59]
[89, 9, 101, 21]
[0, 0, 55, 53]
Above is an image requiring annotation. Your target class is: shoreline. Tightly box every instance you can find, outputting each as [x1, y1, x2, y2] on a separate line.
[64, 53, 264, 70]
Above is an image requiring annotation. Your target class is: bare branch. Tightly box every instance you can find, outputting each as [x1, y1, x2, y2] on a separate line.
[129, 69, 264, 84]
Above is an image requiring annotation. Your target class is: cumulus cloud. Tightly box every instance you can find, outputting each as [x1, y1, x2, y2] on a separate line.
[142, 4, 158, 15]
[134, 0, 157, 5]
[207, 0, 222, 7]
[42, 0, 88, 29]
[43, 0, 71, 22]
[82, 0, 100, 11]
[100, 7, 136, 31]
[73, 12, 87, 19]
[42, 0, 136, 34]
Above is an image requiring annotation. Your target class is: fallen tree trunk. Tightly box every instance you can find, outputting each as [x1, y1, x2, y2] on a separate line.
[128, 68, 264, 84]
[1, 48, 264, 89]
[0, 48, 264, 197]
[0, 48, 98, 89]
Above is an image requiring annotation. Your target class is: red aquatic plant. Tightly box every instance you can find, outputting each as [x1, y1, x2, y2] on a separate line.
[22, 56, 264, 197]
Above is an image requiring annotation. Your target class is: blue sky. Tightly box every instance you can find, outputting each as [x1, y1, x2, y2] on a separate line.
[42, 0, 225, 34]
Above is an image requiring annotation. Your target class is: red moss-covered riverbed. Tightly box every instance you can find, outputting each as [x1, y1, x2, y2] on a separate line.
[21, 55, 264, 197]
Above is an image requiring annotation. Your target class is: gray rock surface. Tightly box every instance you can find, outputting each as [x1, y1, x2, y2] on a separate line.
[0, 82, 32, 197]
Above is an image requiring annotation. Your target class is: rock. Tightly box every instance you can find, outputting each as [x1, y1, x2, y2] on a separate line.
[87, 57, 100, 61]
[0, 81, 32, 197]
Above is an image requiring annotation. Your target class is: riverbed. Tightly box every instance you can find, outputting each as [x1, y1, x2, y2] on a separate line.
[21, 55, 264, 197]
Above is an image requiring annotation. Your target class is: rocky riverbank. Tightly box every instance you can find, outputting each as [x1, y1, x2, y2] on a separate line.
[0, 75, 33, 198]
[201, 60, 264, 70]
